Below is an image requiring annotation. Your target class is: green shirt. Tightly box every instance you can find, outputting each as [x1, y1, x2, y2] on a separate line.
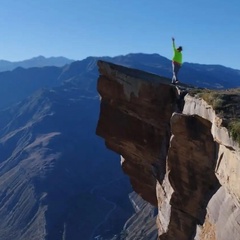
[172, 42, 182, 64]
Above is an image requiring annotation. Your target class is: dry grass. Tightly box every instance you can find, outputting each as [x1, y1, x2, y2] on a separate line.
[228, 120, 240, 144]
[189, 88, 240, 144]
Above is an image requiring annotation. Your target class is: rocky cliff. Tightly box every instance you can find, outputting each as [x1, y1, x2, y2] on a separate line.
[96, 60, 240, 240]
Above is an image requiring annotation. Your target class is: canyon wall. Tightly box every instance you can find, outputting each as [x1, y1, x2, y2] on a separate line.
[96, 60, 240, 240]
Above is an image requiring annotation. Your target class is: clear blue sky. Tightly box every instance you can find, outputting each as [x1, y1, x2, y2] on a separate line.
[0, 0, 240, 69]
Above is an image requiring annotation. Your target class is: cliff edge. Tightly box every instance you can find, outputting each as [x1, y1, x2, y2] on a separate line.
[96, 60, 240, 240]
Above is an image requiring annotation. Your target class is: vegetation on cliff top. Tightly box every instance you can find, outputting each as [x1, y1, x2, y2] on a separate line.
[189, 88, 240, 144]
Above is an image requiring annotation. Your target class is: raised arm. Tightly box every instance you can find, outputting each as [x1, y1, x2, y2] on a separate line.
[172, 37, 176, 50]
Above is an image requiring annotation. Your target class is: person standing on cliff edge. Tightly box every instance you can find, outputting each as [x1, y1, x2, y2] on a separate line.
[171, 37, 183, 84]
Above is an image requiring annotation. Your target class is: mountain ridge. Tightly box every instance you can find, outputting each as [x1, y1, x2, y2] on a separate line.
[0, 56, 74, 72]
[0, 78, 133, 240]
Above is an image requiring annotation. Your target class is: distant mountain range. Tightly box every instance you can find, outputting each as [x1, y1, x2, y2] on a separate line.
[0, 53, 239, 239]
[0, 53, 239, 110]
[108, 53, 240, 89]
[0, 55, 74, 72]
[0, 53, 239, 89]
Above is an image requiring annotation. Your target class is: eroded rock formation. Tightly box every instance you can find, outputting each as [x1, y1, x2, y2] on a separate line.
[96, 60, 240, 240]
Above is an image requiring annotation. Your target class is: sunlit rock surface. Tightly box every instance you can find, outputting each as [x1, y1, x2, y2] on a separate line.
[96, 60, 240, 239]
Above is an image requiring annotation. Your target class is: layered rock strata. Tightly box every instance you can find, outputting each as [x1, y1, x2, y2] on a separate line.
[96, 60, 240, 239]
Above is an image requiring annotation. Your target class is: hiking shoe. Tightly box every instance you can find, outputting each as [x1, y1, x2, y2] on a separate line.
[175, 80, 179, 84]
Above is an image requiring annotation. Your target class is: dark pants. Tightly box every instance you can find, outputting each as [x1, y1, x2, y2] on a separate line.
[172, 62, 181, 83]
